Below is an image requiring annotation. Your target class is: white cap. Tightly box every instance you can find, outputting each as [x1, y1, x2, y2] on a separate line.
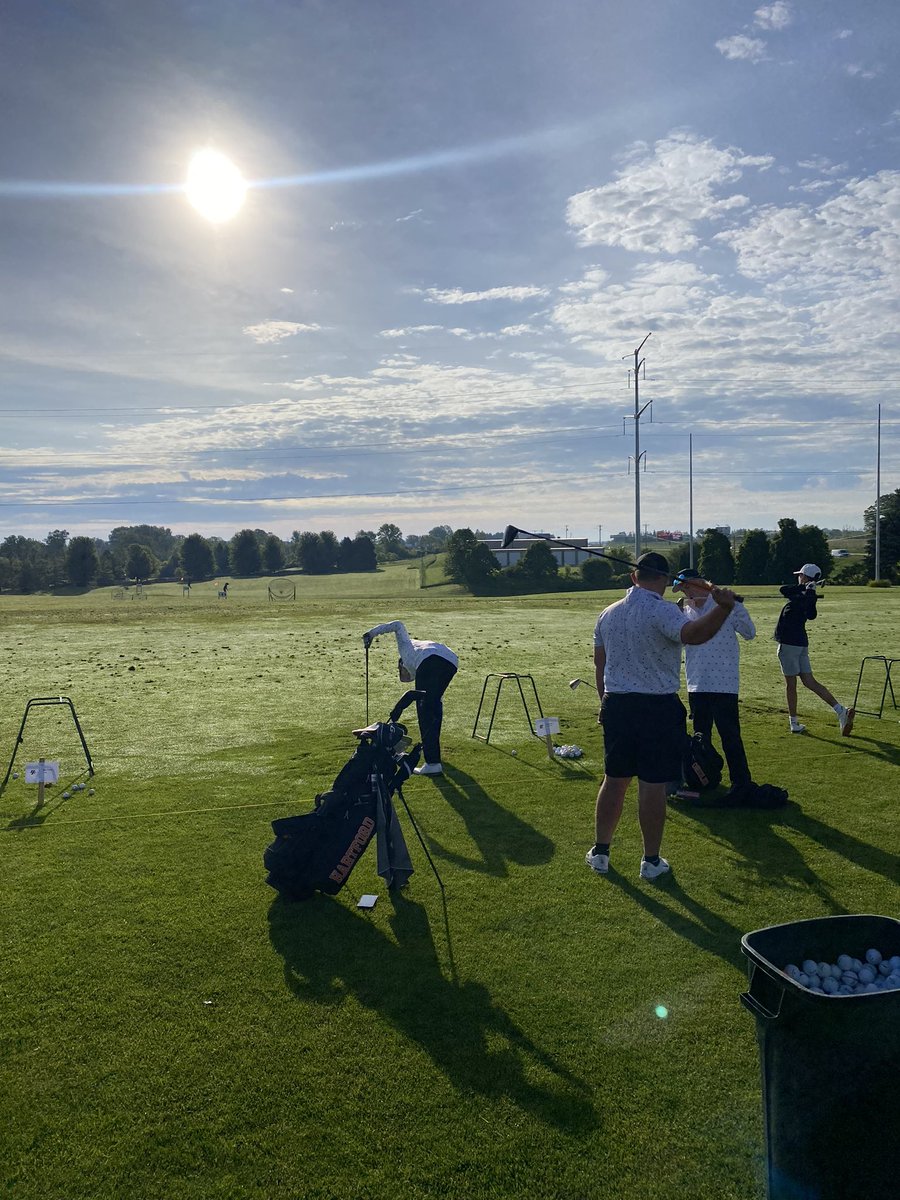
[793, 563, 821, 579]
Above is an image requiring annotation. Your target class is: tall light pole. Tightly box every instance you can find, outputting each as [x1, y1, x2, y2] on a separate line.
[625, 332, 652, 561]
[875, 403, 882, 581]
[689, 433, 694, 569]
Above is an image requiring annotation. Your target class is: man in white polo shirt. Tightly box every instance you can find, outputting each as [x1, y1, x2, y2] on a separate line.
[673, 567, 756, 801]
[587, 552, 737, 880]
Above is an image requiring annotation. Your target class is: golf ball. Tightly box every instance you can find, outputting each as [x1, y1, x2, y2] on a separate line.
[866, 948, 883, 966]
[837, 954, 854, 971]
[802, 960, 818, 977]
[511, 750, 517, 757]
[12, 772, 18, 780]
[62, 791, 70, 799]
[88, 788, 95, 796]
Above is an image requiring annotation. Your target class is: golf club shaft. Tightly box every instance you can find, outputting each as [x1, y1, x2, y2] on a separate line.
[503, 525, 743, 602]
[365, 643, 370, 724]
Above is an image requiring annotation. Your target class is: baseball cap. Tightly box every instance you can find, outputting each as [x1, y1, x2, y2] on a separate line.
[635, 551, 670, 577]
[793, 563, 821, 579]
[671, 567, 703, 592]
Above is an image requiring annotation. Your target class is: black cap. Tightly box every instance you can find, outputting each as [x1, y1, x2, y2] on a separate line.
[671, 567, 702, 591]
[635, 552, 670, 577]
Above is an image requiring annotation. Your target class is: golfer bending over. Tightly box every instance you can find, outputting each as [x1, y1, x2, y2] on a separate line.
[362, 620, 458, 776]
[587, 552, 737, 880]
[775, 563, 854, 736]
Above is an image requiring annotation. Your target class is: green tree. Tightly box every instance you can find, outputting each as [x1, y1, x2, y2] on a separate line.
[126, 543, 157, 582]
[798, 524, 832, 580]
[376, 523, 405, 561]
[230, 529, 262, 575]
[735, 529, 770, 585]
[769, 517, 805, 583]
[45, 529, 69, 587]
[517, 540, 559, 580]
[210, 539, 231, 574]
[350, 534, 377, 571]
[864, 488, 900, 583]
[581, 557, 613, 588]
[108, 525, 176, 564]
[318, 530, 339, 571]
[262, 533, 285, 573]
[697, 529, 734, 584]
[444, 528, 498, 589]
[66, 536, 100, 588]
[180, 533, 214, 580]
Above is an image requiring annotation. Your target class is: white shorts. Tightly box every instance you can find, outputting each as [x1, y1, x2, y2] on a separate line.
[778, 644, 812, 676]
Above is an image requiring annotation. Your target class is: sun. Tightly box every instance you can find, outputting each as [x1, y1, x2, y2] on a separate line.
[185, 149, 247, 223]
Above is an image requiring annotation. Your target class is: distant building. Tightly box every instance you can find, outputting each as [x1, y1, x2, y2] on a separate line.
[481, 535, 597, 568]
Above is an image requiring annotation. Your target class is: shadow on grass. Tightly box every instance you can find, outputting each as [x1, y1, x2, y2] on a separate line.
[673, 800, 899, 894]
[268, 893, 598, 1133]
[425, 764, 556, 876]
[606, 869, 747, 971]
[803, 727, 900, 767]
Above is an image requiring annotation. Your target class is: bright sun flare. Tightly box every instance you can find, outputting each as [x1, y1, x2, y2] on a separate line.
[185, 149, 247, 223]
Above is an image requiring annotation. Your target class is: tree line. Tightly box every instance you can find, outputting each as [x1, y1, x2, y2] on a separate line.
[0, 522, 455, 592]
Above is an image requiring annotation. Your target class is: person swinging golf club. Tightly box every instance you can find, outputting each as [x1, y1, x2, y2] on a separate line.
[587, 552, 738, 880]
[362, 620, 458, 776]
[775, 563, 854, 736]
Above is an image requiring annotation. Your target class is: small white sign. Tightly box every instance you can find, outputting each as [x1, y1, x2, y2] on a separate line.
[25, 760, 59, 785]
[533, 717, 560, 737]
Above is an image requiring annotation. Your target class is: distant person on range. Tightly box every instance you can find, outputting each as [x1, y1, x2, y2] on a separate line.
[673, 568, 756, 801]
[775, 563, 853, 736]
[362, 620, 458, 776]
[587, 552, 738, 881]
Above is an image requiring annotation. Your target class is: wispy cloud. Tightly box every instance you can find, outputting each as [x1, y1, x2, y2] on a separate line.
[242, 320, 323, 344]
[420, 285, 549, 304]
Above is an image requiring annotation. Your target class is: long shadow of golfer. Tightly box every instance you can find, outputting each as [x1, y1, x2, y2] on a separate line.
[673, 800, 898, 895]
[606, 870, 747, 971]
[426, 764, 555, 876]
[267, 893, 597, 1133]
[803, 729, 900, 767]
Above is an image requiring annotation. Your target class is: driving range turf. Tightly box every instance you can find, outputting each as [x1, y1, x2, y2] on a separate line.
[2, 568, 898, 1199]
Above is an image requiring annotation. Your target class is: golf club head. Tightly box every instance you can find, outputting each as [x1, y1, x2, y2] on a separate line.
[502, 524, 523, 549]
[568, 678, 582, 690]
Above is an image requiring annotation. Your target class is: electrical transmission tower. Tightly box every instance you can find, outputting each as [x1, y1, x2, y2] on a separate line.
[624, 332, 652, 561]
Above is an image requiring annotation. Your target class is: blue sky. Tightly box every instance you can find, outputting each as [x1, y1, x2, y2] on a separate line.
[1, 0, 898, 542]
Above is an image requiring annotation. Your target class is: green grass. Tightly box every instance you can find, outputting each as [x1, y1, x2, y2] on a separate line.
[1, 579, 898, 1199]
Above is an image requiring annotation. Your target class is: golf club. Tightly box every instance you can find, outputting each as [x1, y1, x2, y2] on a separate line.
[569, 678, 598, 693]
[501, 525, 743, 601]
[365, 642, 370, 724]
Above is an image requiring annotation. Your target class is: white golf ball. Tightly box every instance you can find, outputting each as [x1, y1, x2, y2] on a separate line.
[802, 960, 818, 977]
[866, 948, 883, 966]
[12, 772, 18, 780]
[797, 973, 810, 987]
[88, 788, 95, 796]
[837, 954, 854, 971]
[62, 791, 70, 799]
[511, 750, 517, 757]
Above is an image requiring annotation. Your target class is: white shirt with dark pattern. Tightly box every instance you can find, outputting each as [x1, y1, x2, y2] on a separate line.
[593, 586, 688, 695]
[682, 595, 755, 693]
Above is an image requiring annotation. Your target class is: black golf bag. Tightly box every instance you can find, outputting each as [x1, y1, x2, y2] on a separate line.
[264, 717, 421, 902]
[681, 731, 724, 792]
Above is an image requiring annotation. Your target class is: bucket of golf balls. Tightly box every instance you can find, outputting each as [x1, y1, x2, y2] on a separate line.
[784, 948, 900, 995]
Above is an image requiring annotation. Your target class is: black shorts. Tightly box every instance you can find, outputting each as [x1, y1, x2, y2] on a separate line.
[601, 693, 686, 783]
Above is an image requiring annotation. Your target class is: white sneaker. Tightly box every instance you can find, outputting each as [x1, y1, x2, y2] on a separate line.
[639, 857, 671, 880]
[838, 706, 855, 737]
[790, 722, 807, 734]
[585, 849, 609, 874]
[413, 762, 443, 776]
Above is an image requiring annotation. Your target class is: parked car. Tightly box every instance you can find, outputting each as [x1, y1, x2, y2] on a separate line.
[831, 549, 850, 557]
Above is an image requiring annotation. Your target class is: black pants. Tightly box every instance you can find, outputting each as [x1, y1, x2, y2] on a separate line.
[689, 692, 752, 788]
[414, 655, 457, 765]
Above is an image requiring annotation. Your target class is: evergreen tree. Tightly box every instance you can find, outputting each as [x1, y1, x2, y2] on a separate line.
[230, 529, 262, 575]
[735, 529, 770, 585]
[351, 534, 377, 571]
[863, 487, 900, 583]
[180, 533, 215, 579]
[697, 529, 734, 584]
[318, 530, 339, 571]
[769, 518, 805, 583]
[126, 543, 157, 582]
[262, 533, 285, 573]
[798, 524, 832, 580]
[444, 528, 498, 588]
[66, 536, 100, 587]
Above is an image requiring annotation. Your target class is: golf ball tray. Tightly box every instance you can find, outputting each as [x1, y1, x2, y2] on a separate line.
[784, 948, 900, 995]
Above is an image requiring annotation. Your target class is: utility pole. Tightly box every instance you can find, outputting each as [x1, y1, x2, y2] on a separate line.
[689, 433, 694, 569]
[875, 403, 882, 581]
[625, 332, 652, 561]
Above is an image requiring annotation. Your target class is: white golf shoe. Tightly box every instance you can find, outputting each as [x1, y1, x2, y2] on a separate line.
[413, 762, 443, 776]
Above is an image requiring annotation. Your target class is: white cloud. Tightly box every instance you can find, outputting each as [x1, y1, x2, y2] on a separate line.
[834, 29, 853, 40]
[845, 63, 882, 80]
[279, 287, 294, 294]
[421, 285, 549, 304]
[242, 320, 323, 344]
[566, 132, 773, 254]
[380, 325, 443, 338]
[754, 3, 792, 31]
[716, 35, 767, 62]
[396, 209, 424, 222]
